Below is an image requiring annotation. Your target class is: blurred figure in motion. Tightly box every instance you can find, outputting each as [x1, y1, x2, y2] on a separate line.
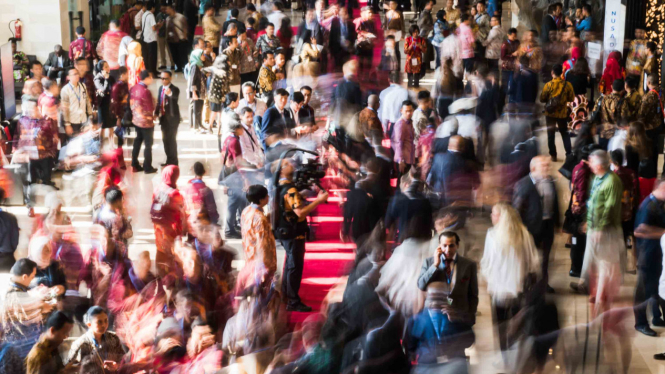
[25, 311, 76, 374]
[183, 162, 220, 229]
[0, 187, 19, 271]
[573, 150, 624, 317]
[481, 202, 539, 365]
[409, 231, 478, 373]
[2, 259, 53, 361]
[386, 173, 433, 243]
[512, 155, 559, 293]
[428, 135, 480, 209]
[150, 165, 187, 276]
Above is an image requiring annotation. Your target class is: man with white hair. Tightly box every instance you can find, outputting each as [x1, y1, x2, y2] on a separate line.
[571, 150, 624, 315]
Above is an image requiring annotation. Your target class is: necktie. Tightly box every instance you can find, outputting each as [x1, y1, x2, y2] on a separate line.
[444, 259, 453, 279]
[161, 88, 166, 116]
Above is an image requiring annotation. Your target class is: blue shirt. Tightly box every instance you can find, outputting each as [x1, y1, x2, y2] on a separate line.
[634, 194, 665, 270]
[577, 17, 592, 31]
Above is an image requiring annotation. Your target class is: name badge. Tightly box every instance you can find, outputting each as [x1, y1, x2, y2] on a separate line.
[411, 58, 418, 66]
[232, 64, 238, 69]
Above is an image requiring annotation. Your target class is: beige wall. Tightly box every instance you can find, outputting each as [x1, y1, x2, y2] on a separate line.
[0, 0, 90, 64]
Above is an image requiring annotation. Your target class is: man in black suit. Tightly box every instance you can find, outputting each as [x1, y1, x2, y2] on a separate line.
[44, 44, 72, 81]
[331, 61, 363, 126]
[297, 9, 325, 45]
[155, 71, 181, 166]
[259, 89, 292, 148]
[410, 231, 478, 366]
[329, 8, 357, 72]
[540, 4, 559, 45]
[428, 135, 480, 208]
[223, 8, 246, 35]
[512, 155, 559, 293]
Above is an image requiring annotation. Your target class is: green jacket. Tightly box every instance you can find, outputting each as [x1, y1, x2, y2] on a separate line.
[587, 171, 623, 230]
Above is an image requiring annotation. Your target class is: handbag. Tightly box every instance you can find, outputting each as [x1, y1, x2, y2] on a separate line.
[121, 105, 133, 127]
[150, 187, 175, 226]
[217, 144, 238, 186]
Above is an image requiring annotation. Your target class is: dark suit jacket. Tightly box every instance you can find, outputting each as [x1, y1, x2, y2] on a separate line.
[0, 210, 19, 256]
[416, 255, 479, 325]
[541, 14, 558, 44]
[260, 106, 293, 144]
[508, 68, 540, 104]
[155, 85, 181, 123]
[331, 78, 363, 123]
[512, 174, 560, 243]
[329, 18, 357, 55]
[223, 18, 246, 35]
[44, 51, 72, 74]
[343, 184, 383, 242]
[296, 21, 325, 45]
[428, 150, 480, 207]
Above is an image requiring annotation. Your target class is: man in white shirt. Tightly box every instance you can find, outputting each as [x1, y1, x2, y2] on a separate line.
[134, 2, 145, 39]
[378, 72, 409, 135]
[60, 68, 92, 141]
[238, 106, 264, 167]
[141, 1, 163, 75]
[267, 1, 286, 32]
[237, 82, 267, 117]
[118, 35, 134, 68]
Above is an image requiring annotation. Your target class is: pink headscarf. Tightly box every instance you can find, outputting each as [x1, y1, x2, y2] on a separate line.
[161, 165, 180, 189]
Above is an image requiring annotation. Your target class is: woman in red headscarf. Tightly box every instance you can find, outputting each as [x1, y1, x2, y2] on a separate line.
[599, 51, 625, 95]
[151, 165, 187, 277]
[562, 47, 581, 76]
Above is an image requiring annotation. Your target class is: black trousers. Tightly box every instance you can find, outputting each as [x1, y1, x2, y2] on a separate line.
[546, 116, 571, 158]
[535, 219, 555, 285]
[47, 69, 66, 81]
[132, 127, 154, 168]
[463, 58, 475, 74]
[492, 297, 521, 353]
[226, 187, 247, 235]
[645, 126, 663, 177]
[570, 232, 586, 274]
[160, 117, 179, 165]
[280, 237, 306, 305]
[190, 99, 204, 130]
[168, 41, 189, 71]
[145, 41, 158, 75]
[407, 73, 420, 88]
[0, 253, 15, 272]
[29, 158, 52, 185]
[634, 267, 665, 327]
[500, 70, 513, 114]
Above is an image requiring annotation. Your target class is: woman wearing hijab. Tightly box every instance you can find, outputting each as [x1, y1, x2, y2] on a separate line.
[151, 165, 187, 277]
[125, 40, 145, 88]
[187, 49, 208, 133]
[93, 60, 116, 144]
[28, 235, 67, 300]
[599, 51, 625, 95]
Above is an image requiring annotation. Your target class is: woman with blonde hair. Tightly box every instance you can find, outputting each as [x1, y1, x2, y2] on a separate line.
[125, 41, 145, 88]
[480, 202, 540, 357]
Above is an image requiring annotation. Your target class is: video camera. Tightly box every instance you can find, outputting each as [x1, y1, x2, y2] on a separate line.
[292, 157, 326, 191]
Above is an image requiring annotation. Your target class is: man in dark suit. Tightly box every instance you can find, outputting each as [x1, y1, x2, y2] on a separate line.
[428, 135, 480, 208]
[259, 89, 293, 148]
[329, 8, 357, 72]
[222, 8, 246, 35]
[540, 4, 559, 45]
[296, 9, 325, 45]
[508, 55, 540, 105]
[410, 231, 478, 368]
[155, 71, 181, 166]
[331, 62, 363, 125]
[512, 155, 559, 293]
[44, 44, 72, 81]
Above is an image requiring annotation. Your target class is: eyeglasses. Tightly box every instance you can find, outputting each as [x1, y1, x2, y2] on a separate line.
[160, 77, 170, 80]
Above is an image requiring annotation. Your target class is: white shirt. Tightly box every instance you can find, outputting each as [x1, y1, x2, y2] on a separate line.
[134, 9, 144, 30]
[378, 84, 409, 131]
[61, 82, 92, 125]
[239, 121, 264, 166]
[57, 56, 64, 68]
[141, 11, 158, 43]
[236, 98, 267, 117]
[118, 36, 134, 67]
[607, 129, 627, 165]
[268, 11, 286, 32]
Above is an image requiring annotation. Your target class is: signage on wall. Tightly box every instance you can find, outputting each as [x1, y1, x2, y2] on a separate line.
[603, 0, 626, 68]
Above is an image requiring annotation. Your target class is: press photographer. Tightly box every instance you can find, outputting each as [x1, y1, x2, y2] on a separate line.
[273, 158, 328, 312]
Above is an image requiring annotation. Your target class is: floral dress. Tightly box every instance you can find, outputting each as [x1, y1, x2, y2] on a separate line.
[404, 35, 426, 74]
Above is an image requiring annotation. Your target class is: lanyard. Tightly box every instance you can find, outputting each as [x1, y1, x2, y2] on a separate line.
[69, 83, 82, 104]
[649, 89, 665, 117]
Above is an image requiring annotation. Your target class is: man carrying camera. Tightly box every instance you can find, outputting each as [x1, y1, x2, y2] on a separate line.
[274, 159, 328, 312]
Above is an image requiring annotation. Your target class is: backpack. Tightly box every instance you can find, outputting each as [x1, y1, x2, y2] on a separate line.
[120, 8, 138, 36]
[545, 81, 566, 113]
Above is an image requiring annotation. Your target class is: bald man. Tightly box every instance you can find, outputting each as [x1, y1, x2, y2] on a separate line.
[359, 94, 383, 142]
[428, 135, 480, 207]
[512, 155, 559, 293]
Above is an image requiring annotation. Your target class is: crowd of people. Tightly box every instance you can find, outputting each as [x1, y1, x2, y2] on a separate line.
[5, 0, 665, 372]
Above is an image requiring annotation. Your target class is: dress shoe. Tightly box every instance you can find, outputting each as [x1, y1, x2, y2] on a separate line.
[655, 353, 665, 360]
[132, 165, 144, 173]
[286, 302, 313, 312]
[569, 270, 581, 278]
[144, 167, 158, 174]
[653, 318, 665, 327]
[225, 232, 242, 239]
[636, 325, 658, 337]
[158, 65, 167, 70]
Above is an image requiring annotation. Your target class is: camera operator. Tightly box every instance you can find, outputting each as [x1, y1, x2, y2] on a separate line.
[273, 158, 328, 312]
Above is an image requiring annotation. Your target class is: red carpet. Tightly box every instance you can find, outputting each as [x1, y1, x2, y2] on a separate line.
[286, 199, 355, 325]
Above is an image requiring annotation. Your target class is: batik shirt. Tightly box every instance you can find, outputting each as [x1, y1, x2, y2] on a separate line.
[69, 37, 97, 61]
[255, 34, 280, 54]
[257, 65, 276, 95]
[67, 331, 126, 372]
[129, 82, 155, 128]
[241, 204, 277, 273]
[638, 89, 664, 131]
[17, 116, 59, 160]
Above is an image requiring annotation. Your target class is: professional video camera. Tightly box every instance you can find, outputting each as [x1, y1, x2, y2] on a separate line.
[292, 157, 326, 191]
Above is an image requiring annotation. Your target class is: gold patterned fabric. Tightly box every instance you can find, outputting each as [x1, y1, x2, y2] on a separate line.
[240, 204, 277, 273]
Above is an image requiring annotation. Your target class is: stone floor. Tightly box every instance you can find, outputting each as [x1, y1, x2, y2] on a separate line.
[3, 6, 665, 373]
